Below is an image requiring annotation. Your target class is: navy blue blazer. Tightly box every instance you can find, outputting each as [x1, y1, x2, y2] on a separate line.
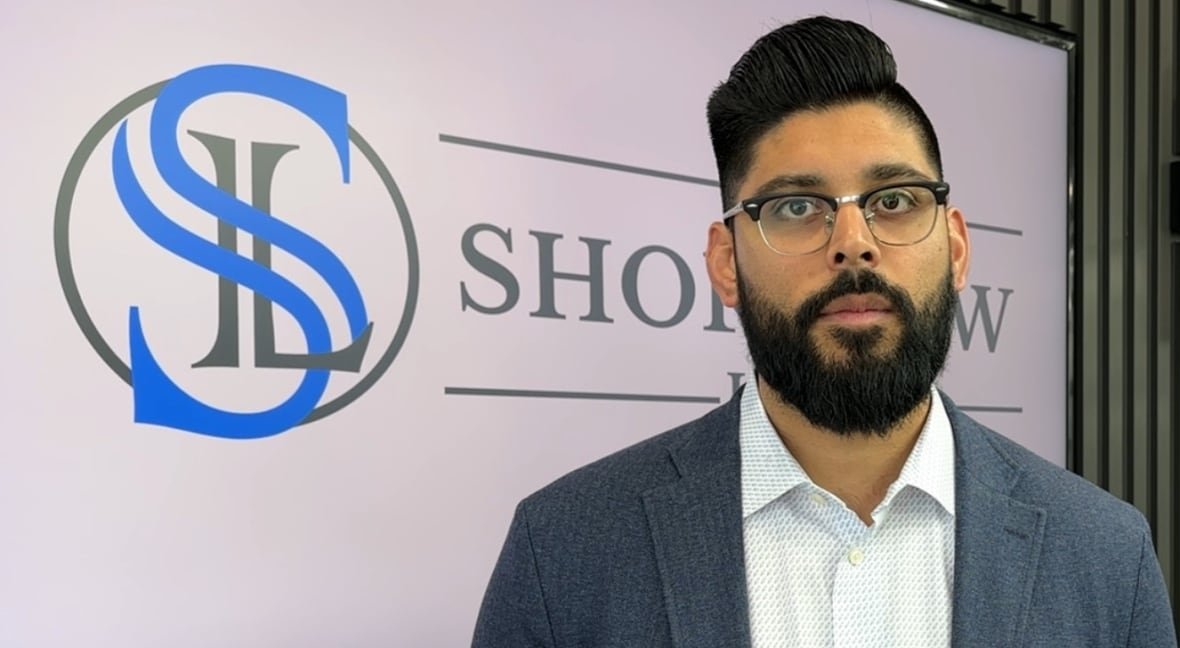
[472, 390, 1176, 647]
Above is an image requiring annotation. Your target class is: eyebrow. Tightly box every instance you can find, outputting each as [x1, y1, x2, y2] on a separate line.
[864, 162, 934, 184]
[747, 163, 935, 198]
[749, 173, 824, 196]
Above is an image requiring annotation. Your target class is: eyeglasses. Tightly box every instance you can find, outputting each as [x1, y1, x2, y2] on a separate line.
[722, 181, 950, 256]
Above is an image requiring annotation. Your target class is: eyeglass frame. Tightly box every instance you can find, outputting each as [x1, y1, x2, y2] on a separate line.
[721, 180, 951, 256]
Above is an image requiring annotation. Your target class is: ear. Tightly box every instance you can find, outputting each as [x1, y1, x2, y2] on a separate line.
[706, 221, 740, 307]
[945, 205, 971, 292]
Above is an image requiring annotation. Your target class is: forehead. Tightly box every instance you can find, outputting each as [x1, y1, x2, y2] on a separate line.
[742, 101, 933, 193]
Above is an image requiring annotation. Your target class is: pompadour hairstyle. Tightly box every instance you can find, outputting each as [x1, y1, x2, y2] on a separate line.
[706, 16, 943, 208]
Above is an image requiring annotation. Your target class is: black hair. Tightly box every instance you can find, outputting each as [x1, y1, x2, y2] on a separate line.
[706, 16, 943, 207]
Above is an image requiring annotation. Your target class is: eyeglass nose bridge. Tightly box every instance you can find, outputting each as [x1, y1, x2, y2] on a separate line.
[825, 192, 876, 229]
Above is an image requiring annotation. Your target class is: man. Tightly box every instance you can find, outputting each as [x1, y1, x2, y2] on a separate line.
[472, 16, 1176, 648]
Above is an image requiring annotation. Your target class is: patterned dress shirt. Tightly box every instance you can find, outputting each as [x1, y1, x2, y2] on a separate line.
[741, 382, 956, 647]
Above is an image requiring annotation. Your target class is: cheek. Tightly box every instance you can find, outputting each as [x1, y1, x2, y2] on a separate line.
[904, 260, 951, 306]
[887, 235, 951, 287]
[739, 263, 809, 314]
[753, 264, 820, 308]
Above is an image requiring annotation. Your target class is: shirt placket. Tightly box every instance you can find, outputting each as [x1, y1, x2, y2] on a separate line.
[823, 491, 882, 648]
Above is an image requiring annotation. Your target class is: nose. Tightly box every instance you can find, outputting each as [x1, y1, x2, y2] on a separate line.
[826, 203, 881, 270]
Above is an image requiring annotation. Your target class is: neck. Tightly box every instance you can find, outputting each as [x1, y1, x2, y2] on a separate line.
[756, 378, 932, 525]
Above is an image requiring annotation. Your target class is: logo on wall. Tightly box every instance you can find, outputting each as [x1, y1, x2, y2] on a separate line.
[54, 64, 418, 440]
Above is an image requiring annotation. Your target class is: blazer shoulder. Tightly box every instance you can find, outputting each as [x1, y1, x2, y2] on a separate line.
[953, 405, 1149, 538]
[950, 406, 1176, 644]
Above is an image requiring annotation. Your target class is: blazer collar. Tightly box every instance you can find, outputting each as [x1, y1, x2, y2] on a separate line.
[641, 388, 750, 648]
[943, 392, 1047, 647]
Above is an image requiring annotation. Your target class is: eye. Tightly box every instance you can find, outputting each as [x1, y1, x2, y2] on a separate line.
[869, 189, 919, 215]
[765, 196, 825, 221]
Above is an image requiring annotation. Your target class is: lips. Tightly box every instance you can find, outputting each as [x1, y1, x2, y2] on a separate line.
[816, 294, 894, 327]
[820, 293, 894, 317]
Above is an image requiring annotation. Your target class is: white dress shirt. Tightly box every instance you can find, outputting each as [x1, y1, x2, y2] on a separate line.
[741, 382, 956, 648]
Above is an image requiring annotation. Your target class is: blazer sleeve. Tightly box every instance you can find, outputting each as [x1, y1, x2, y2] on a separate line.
[1126, 524, 1178, 647]
[471, 501, 556, 648]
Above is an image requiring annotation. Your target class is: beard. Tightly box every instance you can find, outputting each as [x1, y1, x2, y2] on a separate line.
[736, 267, 957, 437]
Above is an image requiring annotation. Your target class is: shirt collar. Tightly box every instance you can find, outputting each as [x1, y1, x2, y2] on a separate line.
[739, 382, 810, 518]
[893, 387, 956, 516]
[739, 382, 956, 519]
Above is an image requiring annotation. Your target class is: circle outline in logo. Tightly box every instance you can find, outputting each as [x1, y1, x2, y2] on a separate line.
[54, 77, 420, 428]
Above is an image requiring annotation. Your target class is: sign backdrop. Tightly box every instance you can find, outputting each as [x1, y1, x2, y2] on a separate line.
[0, 1, 1067, 645]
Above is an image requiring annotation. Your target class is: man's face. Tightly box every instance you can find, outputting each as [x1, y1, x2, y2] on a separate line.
[705, 101, 972, 436]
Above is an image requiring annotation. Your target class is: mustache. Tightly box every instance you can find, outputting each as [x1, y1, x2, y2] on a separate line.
[794, 270, 917, 328]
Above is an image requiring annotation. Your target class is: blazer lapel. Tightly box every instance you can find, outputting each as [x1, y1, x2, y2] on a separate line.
[641, 392, 750, 648]
[945, 395, 1047, 647]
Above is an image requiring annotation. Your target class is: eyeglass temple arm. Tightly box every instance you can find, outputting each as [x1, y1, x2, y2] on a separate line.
[722, 203, 746, 219]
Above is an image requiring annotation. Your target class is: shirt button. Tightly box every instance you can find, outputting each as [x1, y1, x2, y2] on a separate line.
[848, 548, 865, 566]
[810, 493, 826, 506]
